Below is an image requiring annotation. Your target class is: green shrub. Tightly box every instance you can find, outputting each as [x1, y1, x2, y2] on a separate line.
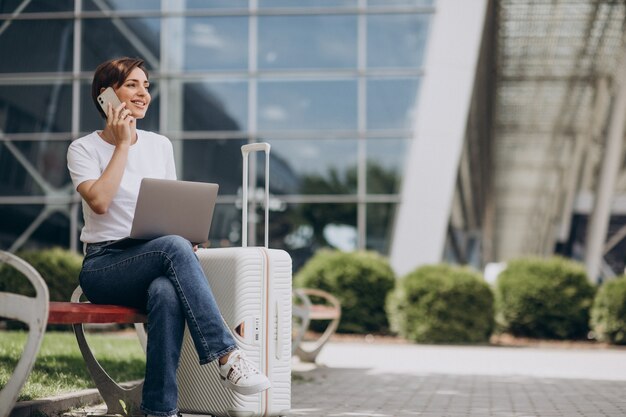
[386, 264, 494, 344]
[495, 257, 594, 340]
[294, 250, 396, 334]
[591, 276, 626, 345]
[0, 247, 83, 302]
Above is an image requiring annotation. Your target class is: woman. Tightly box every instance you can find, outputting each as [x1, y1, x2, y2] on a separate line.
[67, 57, 270, 417]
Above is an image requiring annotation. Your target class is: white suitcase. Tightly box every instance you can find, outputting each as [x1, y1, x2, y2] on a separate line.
[177, 143, 292, 417]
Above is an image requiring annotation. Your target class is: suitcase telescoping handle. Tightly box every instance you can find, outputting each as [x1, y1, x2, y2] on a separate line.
[241, 142, 271, 248]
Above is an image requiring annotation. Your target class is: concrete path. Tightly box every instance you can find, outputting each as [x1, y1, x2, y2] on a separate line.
[58, 340, 626, 417]
[290, 341, 626, 416]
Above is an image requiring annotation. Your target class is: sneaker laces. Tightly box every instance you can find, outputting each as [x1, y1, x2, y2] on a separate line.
[226, 351, 259, 383]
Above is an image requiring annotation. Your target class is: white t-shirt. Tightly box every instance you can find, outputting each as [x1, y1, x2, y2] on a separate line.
[67, 130, 177, 243]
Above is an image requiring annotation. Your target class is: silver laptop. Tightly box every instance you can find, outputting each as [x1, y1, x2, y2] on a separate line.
[104, 178, 219, 248]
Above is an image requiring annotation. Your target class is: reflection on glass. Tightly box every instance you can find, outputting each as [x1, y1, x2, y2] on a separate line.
[258, 80, 357, 131]
[40, 141, 74, 188]
[179, 138, 247, 195]
[0, 85, 72, 133]
[80, 83, 160, 133]
[268, 139, 358, 194]
[187, 0, 248, 9]
[182, 81, 248, 131]
[0, 140, 71, 194]
[84, 0, 161, 11]
[0, 145, 36, 195]
[366, 139, 411, 194]
[0, 0, 74, 14]
[203, 203, 243, 249]
[0, 1, 73, 13]
[34, 211, 72, 247]
[183, 16, 248, 71]
[0, 19, 73, 73]
[260, 0, 356, 7]
[366, 203, 396, 255]
[268, 203, 357, 270]
[366, 138, 409, 194]
[81, 18, 160, 71]
[367, 78, 419, 130]
[368, 0, 434, 6]
[367, 14, 430, 68]
[259, 15, 357, 69]
[0, 206, 32, 248]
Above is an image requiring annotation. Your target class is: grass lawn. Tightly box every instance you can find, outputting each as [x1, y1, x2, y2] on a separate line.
[0, 329, 145, 401]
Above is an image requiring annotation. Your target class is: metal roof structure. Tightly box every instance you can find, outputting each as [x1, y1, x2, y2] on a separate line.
[493, 0, 626, 275]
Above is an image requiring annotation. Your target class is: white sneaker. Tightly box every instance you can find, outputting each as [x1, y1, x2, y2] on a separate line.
[219, 350, 271, 395]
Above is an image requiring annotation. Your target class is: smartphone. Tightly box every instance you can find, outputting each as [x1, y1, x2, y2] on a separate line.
[96, 87, 123, 117]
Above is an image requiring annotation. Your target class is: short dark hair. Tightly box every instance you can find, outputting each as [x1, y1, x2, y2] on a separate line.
[91, 57, 149, 119]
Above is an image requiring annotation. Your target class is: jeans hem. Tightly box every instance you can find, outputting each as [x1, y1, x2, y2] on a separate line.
[199, 344, 238, 365]
[141, 404, 179, 416]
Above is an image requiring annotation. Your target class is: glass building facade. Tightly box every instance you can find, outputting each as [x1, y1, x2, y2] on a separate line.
[0, 0, 433, 270]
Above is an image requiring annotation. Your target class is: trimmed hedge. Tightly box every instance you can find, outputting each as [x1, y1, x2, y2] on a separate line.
[495, 257, 595, 340]
[294, 250, 396, 334]
[0, 247, 83, 301]
[386, 264, 494, 344]
[591, 276, 626, 345]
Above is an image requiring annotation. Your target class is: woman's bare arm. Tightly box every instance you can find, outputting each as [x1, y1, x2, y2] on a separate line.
[78, 102, 135, 214]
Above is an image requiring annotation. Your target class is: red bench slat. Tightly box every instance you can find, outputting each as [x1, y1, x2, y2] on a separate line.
[48, 302, 147, 324]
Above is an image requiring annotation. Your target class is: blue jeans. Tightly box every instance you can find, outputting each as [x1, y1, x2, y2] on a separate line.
[79, 235, 238, 416]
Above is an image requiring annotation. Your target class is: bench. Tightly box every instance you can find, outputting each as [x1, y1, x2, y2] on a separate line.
[1, 250, 341, 417]
[292, 288, 342, 363]
[0, 250, 147, 417]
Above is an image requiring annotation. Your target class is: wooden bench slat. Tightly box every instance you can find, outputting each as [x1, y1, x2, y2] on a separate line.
[48, 302, 147, 324]
[309, 305, 340, 320]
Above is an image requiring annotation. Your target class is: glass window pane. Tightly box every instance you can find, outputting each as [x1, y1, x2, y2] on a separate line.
[366, 203, 396, 255]
[366, 138, 409, 194]
[183, 17, 248, 71]
[203, 203, 242, 248]
[367, 14, 430, 68]
[367, 78, 419, 130]
[0, 206, 72, 250]
[368, 0, 434, 6]
[259, 15, 357, 69]
[258, 80, 357, 131]
[182, 81, 248, 131]
[0, 140, 72, 190]
[0, 84, 72, 133]
[260, 0, 356, 7]
[0, 205, 33, 249]
[0, 1, 73, 13]
[179, 139, 247, 195]
[0, 19, 73, 73]
[80, 82, 160, 133]
[268, 139, 358, 195]
[81, 18, 161, 71]
[269, 203, 358, 270]
[187, 0, 248, 9]
[209, 202, 357, 270]
[84, 0, 160, 11]
[0, 139, 71, 197]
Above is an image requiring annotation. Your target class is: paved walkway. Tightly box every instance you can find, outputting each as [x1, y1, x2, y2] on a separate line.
[290, 341, 626, 417]
[60, 341, 626, 417]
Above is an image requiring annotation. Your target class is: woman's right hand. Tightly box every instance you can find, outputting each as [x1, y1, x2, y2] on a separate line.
[78, 102, 135, 214]
[106, 102, 135, 147]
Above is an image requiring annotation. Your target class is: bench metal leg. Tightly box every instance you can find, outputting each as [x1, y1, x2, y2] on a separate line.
[292, 288, 341, 363]
[72, 323, 144, 416]
[0, 251, 49, 417]
[71, 287, 145, 416]
[291, 292, 312, 356]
